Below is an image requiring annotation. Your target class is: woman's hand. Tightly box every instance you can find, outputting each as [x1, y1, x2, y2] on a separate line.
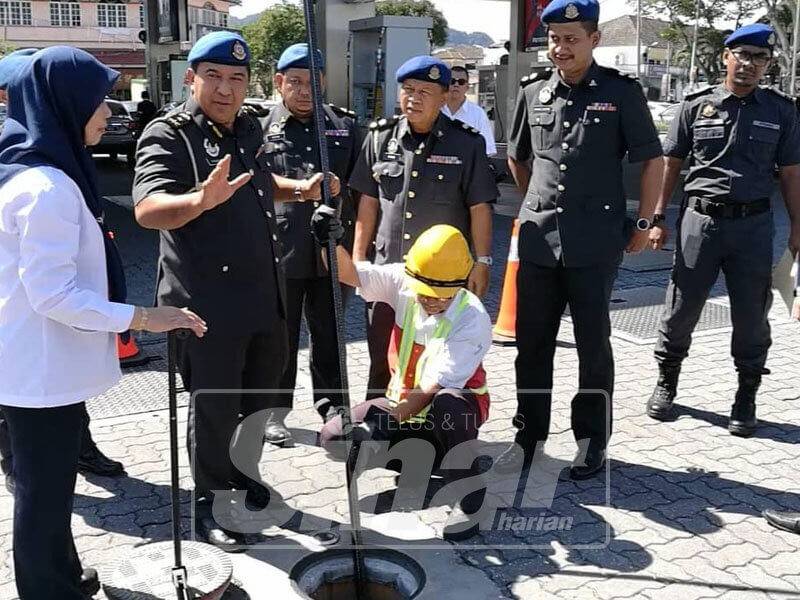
[132, 306, 207, 337]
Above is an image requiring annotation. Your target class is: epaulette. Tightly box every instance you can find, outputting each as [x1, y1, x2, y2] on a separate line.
[368, 115, 401, 131]
[598, 65, 640, 84]
[241, 104, 271, 118]
[451, 118, 481, 136]
[330, 105, 356, 119]
[163, 111, 192, 130]
[520, 68, 551, 87]
[684, 85, 714, 100]
[763, 85, 796, 105]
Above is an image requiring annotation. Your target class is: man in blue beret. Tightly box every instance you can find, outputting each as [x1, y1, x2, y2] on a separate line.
[647, 23, 800, 437]
[348, 54, 497, 418]
[257, 43, 361, 446]
[500, 0, 664, 480]
[133, 31, 342, 551]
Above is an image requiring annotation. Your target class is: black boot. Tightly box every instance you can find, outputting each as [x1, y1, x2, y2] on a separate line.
[729, 372, 760, 437]
[80, 567, 100, 597]
[77, 442, 125, 477]
[263, 408, 292, 447]
[646, 364, 681, 421]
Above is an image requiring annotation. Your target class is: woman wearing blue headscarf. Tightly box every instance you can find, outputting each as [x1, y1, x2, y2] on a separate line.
[0, 47, 207, 600]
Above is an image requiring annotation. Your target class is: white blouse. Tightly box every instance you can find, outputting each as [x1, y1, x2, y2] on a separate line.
[0, 166, 134, 408]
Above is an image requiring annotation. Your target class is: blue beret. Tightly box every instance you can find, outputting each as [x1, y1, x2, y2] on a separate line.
[188, 31, 250, 67]
[724, 24, 776, 50]
[542, 0, 600, 23]
[0, 48, 37, 89]
[396, 56, 451, 87]
[277, 43, 325, 72]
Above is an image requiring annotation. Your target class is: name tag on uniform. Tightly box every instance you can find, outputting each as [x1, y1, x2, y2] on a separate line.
[695, 126, 725, 140]
[325, 129, 350, 137]
[266, 133, 284, 142]
[753, 120, 780, 131]
[586, 102, 617, 112]
[427, 155, 463, 165]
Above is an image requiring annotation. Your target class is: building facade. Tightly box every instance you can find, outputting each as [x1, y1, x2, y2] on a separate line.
[0, 0, 237, 97]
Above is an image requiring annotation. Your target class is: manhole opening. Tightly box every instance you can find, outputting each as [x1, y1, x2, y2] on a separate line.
[291, 549, 426, 600]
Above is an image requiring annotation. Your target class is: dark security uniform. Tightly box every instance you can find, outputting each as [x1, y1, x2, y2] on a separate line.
[349, 113, 498, 398]
[655, 84, 800, 375]
[260, 102, 360, 419]
[133, 97, 288, 507]
[507, 63, 662, 452]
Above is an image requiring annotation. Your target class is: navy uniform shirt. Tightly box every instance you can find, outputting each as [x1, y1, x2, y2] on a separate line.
[260, 103, 360, 278]
[133, 97, 285, 333]
[349, 113, 498, 264]
[508, 62, 663, 268]
[664, 84, 800, 203]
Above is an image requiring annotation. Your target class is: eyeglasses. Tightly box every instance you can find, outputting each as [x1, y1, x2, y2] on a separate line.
[450, 78, 469, 87]
[730, 49, 771, 67]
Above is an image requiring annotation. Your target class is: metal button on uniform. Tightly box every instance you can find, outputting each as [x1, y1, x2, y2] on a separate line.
[437, 174, 444, 180]
[239, 148, 244, 154]
[274, 257, 279, 263]
[222, 265, 229, 272]
[403, 233, 411, 240]
[562, 142, 569, 150]
[556, 207, 564, 213]
[414, 149, 422, 155]
[604, 204, 611, 210]
[305, 127, 310, 133]
[411, 170, 418, 178]
[272, 233, 278, 241]
[258, 189, 264, 197]
[408, 191, 416, 198]
[249, 169, 254, 176]
[567, 100, 573, 106]
[557, 184, 565, 191]
[406, 211, 413, 219]
[559, 164, 567, 171]
[594, 118, 600, 124]
[314, 201, 320, 208]
[306, 146, 312, 152]
[563, 121, 571, 128]
[335, 141, 340, 146]
[266, 210, 272, 218]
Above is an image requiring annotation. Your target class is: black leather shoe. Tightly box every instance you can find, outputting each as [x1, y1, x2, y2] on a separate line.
[729, 372, 760, 437]
[493, 443, 535, 475]
[77, 444, 125, 477]
[763, 509, 800, 534]
[195, 517, 246, 553]
[646, 364, 681, 421]
[4, 472, 14, 495]
[443, 483, 486, 542]
[569, 448, 606, 481]
[263, 410, 292, 447]
[232, 479, 272, 511]
[80, 567, 100, 597]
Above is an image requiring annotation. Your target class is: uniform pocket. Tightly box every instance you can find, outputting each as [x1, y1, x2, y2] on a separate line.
[528, 105, 555, 149]
[747, 124, 779, 164]
[372, 160, 405, 199]
[692, 122, 727, 162]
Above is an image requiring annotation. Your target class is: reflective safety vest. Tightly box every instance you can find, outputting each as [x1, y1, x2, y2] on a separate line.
[386, 289, 490, 424]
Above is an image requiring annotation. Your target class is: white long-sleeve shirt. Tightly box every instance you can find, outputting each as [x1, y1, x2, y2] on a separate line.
[0, 166, 134, 408]
[442, 100, 497, 156]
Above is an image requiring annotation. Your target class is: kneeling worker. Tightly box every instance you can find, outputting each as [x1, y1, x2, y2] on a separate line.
[315, 211, 492, 541]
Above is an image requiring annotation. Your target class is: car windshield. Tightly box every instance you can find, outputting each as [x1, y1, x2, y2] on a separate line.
[107, 102, 128, 117]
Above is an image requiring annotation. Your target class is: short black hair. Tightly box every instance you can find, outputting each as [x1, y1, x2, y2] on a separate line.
[451, 65, 469, 75]
[141, 90, 150, 99]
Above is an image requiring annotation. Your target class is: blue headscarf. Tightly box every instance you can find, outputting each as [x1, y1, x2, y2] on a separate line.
[0, 48, 37, 89]
[0, 46, 127, 306]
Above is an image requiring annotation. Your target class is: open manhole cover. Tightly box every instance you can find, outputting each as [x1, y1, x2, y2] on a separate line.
[563, 286, 734, 345]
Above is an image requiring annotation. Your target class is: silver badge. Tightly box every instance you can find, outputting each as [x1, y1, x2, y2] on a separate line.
[269, 122, 282, 133]
[232, 41, 246, 62]
[387, 138, 399, 154]
[589, 79, 598, 87]
[564, 3, 579, 19]
[204, 138, 220, 158]
[768, 32, 776, 46]
[538, 87, 553, 104]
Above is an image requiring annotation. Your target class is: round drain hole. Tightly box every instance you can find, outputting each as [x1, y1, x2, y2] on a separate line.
[290, 548, 426, 600]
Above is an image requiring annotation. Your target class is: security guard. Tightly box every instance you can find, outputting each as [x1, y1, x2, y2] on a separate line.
[259, 43, 360, 445]
[498, 0, 664, 479]
[647, 24, 800, 436]
[133, 31, 339, 550]
[349, 55, 497, 401]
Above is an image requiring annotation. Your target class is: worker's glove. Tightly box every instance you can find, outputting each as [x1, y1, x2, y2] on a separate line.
[311, 204, 344, 246]
[351, 405, 399, 443]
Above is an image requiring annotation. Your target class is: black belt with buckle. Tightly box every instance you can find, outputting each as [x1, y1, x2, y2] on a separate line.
[688, 197, 770, 219]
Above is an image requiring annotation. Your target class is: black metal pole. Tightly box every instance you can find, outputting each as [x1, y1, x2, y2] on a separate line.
[168, 331, 190, 600]
[300, 0, 367, 594]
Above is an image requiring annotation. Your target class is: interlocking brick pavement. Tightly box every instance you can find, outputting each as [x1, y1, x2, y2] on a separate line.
[1, 186, 799, 599]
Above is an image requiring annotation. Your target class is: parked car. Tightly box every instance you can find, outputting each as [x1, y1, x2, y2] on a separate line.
[91, 98, 138, 165]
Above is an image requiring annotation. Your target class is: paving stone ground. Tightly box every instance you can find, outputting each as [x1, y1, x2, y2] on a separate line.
[1, 183, 799, 599]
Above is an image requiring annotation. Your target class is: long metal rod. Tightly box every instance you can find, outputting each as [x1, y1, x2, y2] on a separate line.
[167, 331, 190, 600]
[300, 0, 367, 594]
[791, 0, 800, 94]
[688, 0, 700, 86]
[636, 0, 642, 81]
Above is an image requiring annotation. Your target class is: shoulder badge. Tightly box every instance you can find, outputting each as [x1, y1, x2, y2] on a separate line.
[520, 69, 550, 88]
[684, 85, 714, 100]
[763, 85, 796, 105]
[329, 104, 356, 119]
[451, 119, 481, 137]
[370, 115, 399, 132]
[241, 104, 271, 118]
[163, 111, 192, 130]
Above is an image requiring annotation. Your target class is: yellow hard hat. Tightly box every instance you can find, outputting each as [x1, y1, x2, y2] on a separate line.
[405, 225, 474, 299]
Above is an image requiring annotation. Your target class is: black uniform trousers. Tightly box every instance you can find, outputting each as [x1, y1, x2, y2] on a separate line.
[278, 276, 346, 418]
[513, 259, 619, 452]
[365, 301, 396, 400]
[1, 402, 85, 600]
[178, 324, 288, 515]
[655, 207, 773, 375]
[0, 404, 97, 475]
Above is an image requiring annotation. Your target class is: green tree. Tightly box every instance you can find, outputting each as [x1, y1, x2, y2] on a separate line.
[242, 1, 306, 96]
[376, 0, 448, 47]
[640, 0, 759, 84]
[0, 41, 17, 57]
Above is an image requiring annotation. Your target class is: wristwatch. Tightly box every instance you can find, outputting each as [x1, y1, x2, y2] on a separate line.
[651, 213, 666, 227]
[476, 255, 493, 266]
[635, 217, 651, 231]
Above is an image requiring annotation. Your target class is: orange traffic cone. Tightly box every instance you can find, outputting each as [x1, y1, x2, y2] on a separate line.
[117, 333, 150, 368]
[492, 219, 520, 346]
